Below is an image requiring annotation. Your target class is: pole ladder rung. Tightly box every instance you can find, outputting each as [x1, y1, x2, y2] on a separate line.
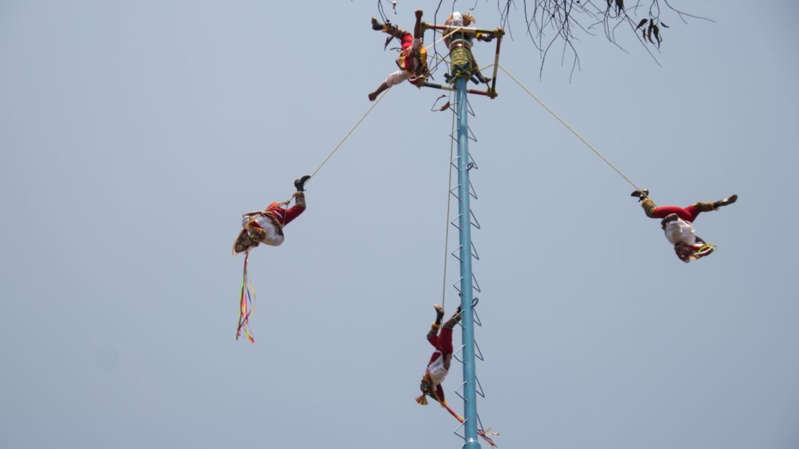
[471, 241, 480, 260]
[467, 126, 478, 142]
[469, 180, 479, 199]
[468, 153, 479, 169]
[470, 210, 481, 229]
[466, 98, 476, 117]
[471, 272, 482, 293]
[474, 338, 485, 361]
[453, 423, 466, 441]
[475, 375, 486, 399]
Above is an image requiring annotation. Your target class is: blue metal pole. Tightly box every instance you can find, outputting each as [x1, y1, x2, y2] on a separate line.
[455, 76, 480, 449]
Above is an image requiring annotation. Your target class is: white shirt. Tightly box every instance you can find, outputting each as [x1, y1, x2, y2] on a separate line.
[663, 218, 696, 246]
[242, 214, 285, 247]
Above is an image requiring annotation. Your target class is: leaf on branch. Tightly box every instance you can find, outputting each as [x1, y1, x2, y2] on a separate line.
[653, 25, 661, 47]
[661, 22, 669, 28]
[636, 18, 648, 30]
[647, 23, 655, 44]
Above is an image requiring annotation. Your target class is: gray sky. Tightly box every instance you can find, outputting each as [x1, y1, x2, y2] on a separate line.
[2, 1, 798, 448]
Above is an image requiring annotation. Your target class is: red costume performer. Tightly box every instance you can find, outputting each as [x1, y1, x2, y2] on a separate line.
[631, 189, 737, 262]
[417, 304, 461, 405]
[368, 10, 429, 101]
[232, 175, 310, 254]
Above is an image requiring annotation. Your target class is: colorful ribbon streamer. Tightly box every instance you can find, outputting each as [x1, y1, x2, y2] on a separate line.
[236, 251, 256, 343]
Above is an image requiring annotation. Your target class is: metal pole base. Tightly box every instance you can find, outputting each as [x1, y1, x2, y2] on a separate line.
[463, 439, 481, 449]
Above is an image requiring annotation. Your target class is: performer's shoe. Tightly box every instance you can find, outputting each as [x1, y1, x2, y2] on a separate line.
[433, 303, 445, 321]
[371, 17, 384, 31]
[294, 175, 311, 192]
[368, 91, 378, 101]
[713, 194, 737, 209]
[631, 189, 650, 201]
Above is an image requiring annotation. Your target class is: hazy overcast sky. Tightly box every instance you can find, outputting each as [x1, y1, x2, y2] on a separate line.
[2, 1, 798, 448]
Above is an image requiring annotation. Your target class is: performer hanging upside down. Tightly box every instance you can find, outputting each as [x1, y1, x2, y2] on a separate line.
[631, 189, 738, 263]
[415, 303, 499, 446]
[368, 10, 429, 101]
[233, 175, 311, 254]
[417, 304, 462, 406]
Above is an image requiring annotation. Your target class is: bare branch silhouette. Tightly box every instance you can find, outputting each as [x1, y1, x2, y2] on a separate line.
[496, 0, 712, 77]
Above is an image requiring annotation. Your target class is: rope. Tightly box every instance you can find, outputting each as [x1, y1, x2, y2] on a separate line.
[498, 64, 642, 191]
[440, 94, 455, 310]
[307, 27, 462, 180]
[310, 91, 388, 178]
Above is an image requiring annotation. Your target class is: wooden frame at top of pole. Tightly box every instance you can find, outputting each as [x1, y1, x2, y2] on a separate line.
[420, 23, 505, 99]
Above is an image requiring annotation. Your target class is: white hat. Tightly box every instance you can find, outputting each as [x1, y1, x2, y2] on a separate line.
[451, 11, 463, 26]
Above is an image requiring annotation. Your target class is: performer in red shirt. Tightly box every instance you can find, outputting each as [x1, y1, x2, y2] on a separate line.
[631, 189, 737, 262]
[416, 304, 462, 405]
[368, 10, 429, 101]
[233, 175, 310, 254]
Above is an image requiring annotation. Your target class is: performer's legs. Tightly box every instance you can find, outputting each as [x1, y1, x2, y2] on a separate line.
[368, 70, 410, 101]
[688, 194, 737, 221]
[641, 198, 695, 221]
[427, 304, 445, 341]
[443, 307, 462, 329]
[413, 9, 424, 39]
[438, 308, 461, 355]
[368, 82, 388, 101]
[371, 17, 406, 38]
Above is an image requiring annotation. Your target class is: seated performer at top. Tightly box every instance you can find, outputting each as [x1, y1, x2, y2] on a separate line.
[631, 189, 737, 263]
[443, 11, 493, 85]
[233, 175, 310, 254]
[368, 10, 429, 101]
